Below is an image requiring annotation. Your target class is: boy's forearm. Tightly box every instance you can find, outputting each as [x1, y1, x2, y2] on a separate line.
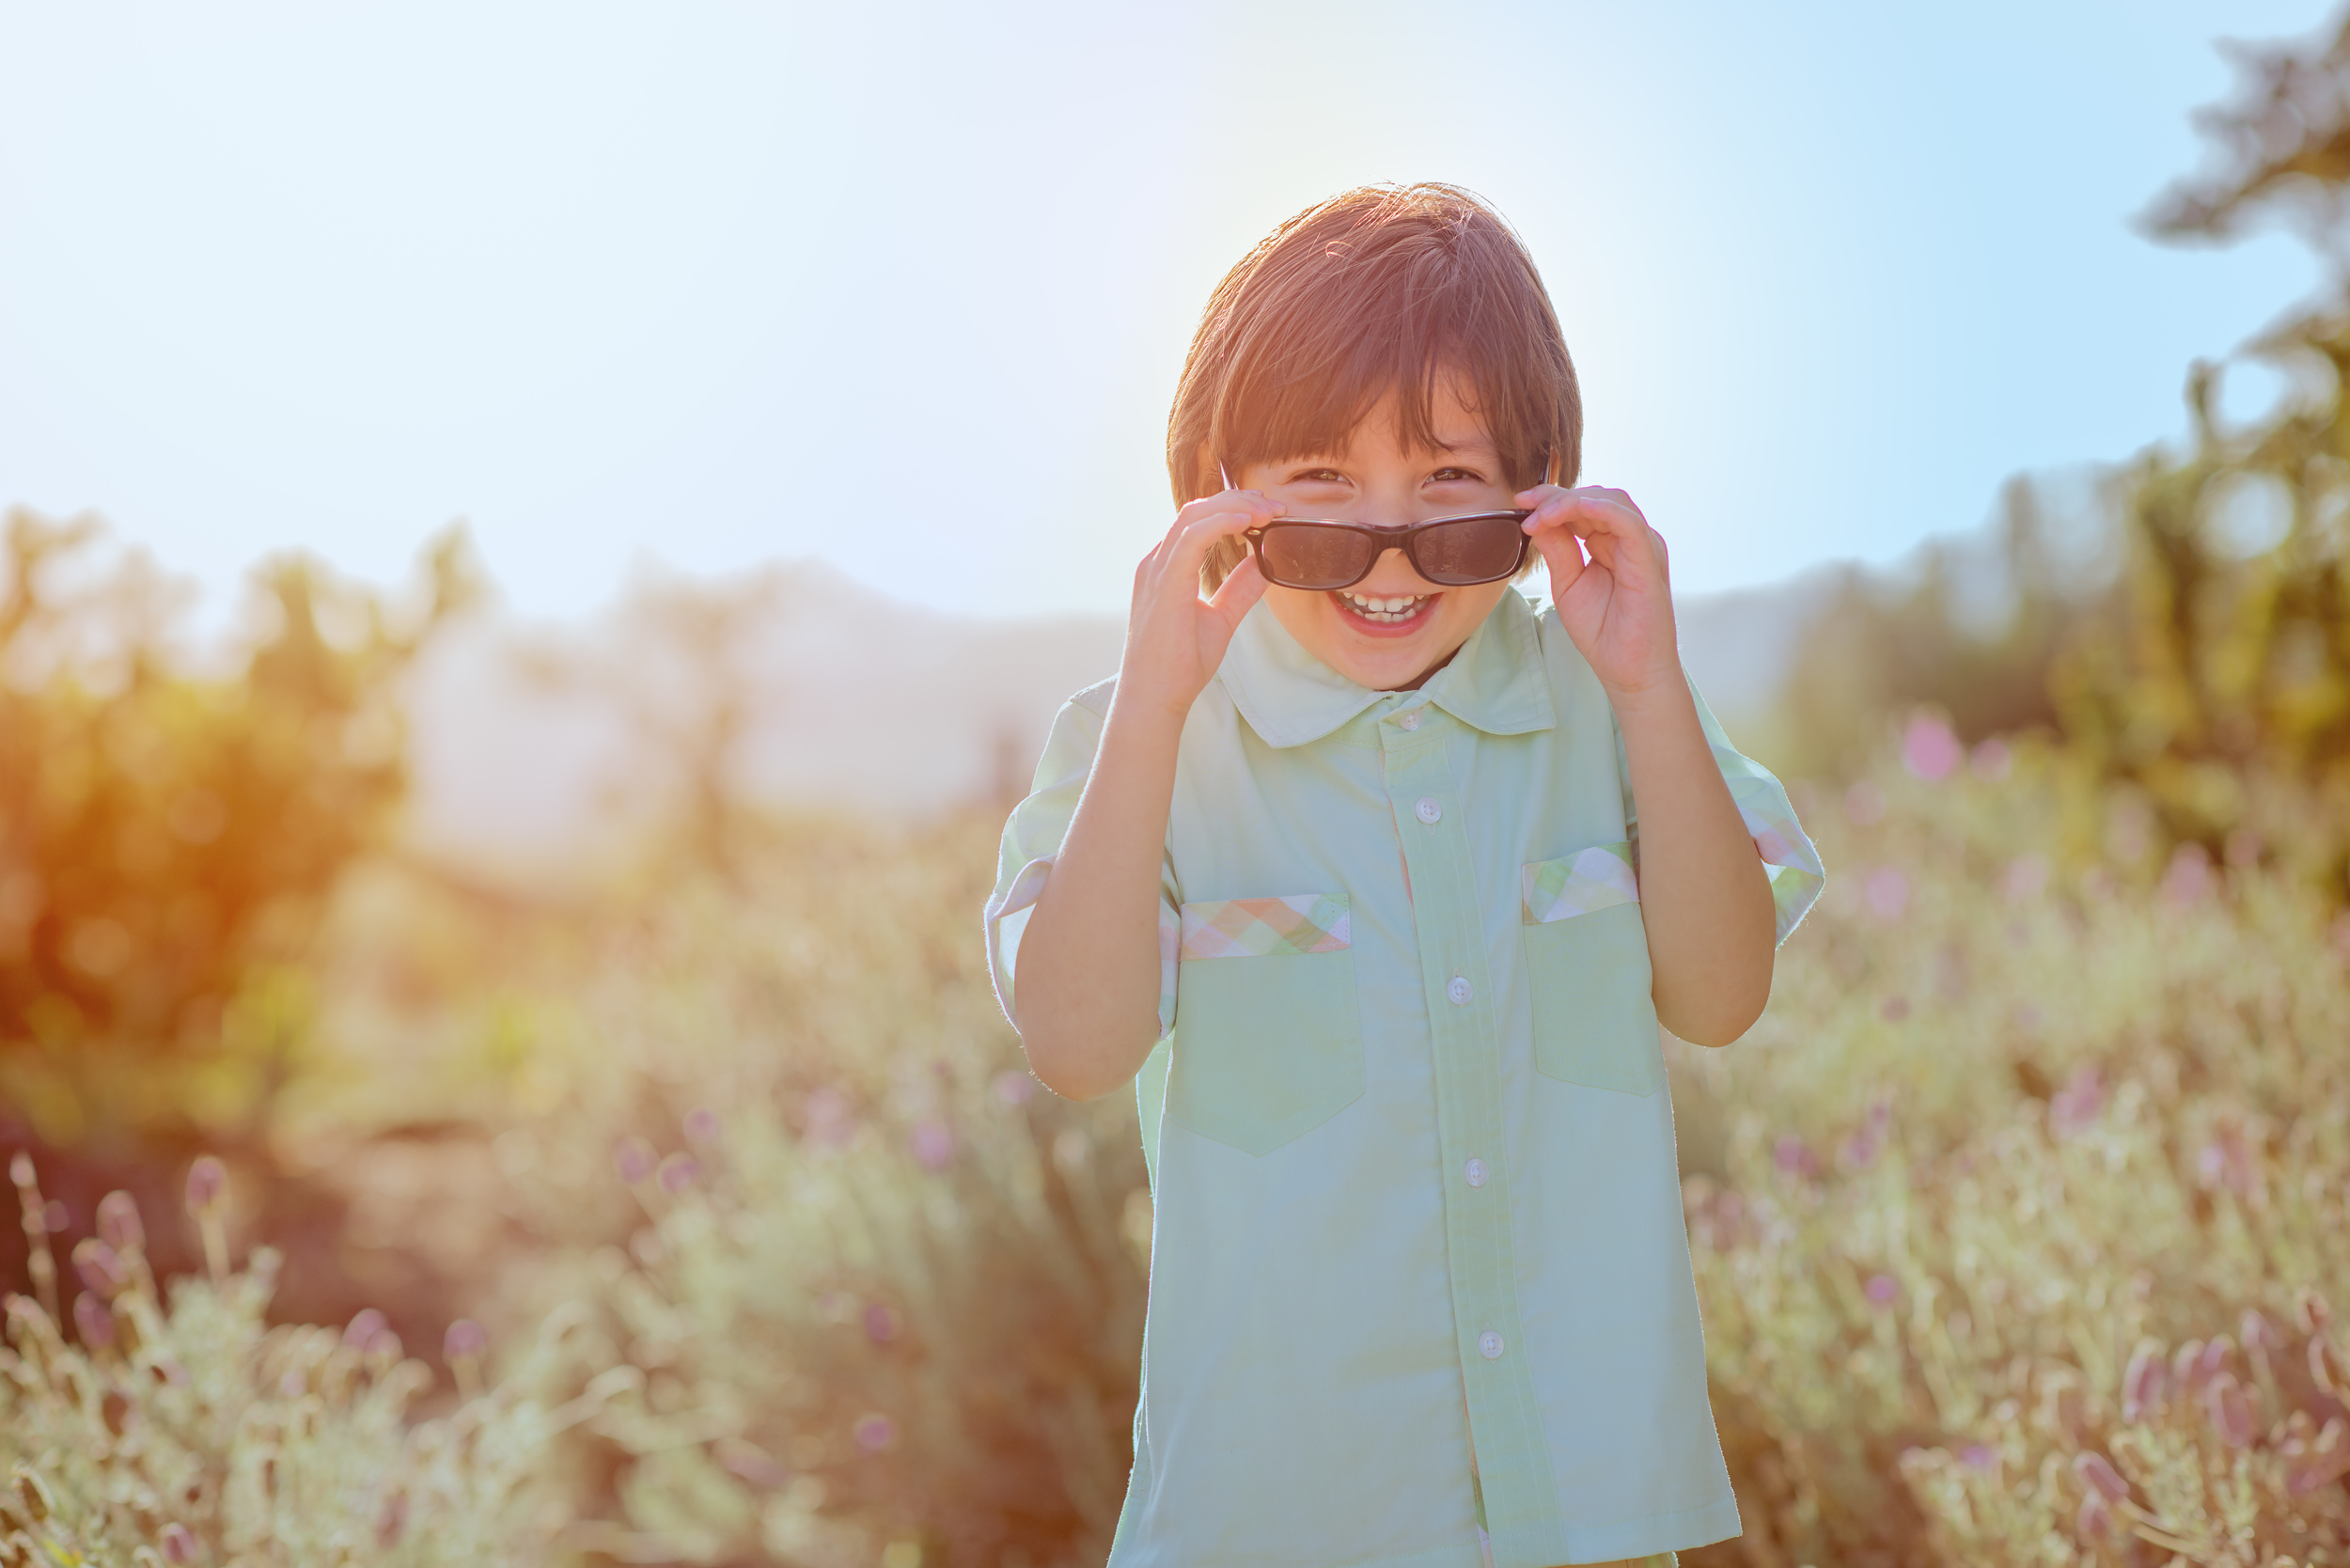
[1611, 679, 1776, 1046]
[1013, 699, 1183, 1099]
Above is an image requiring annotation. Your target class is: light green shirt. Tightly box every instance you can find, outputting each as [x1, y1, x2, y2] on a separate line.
[986, 591, 1823, 1568]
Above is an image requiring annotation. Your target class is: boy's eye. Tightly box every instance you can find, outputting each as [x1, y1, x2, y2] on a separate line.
[1288, 467, 1348, 485]
[1428, 466, 1482, 484]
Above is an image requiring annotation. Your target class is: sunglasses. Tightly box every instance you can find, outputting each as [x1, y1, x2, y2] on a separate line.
[1243, 511, 1533, 590]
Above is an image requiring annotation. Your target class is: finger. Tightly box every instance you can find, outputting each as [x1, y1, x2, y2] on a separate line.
[1165, 504, 1265, 580]
[1533, 527, 1588, 597]
[1539, 491, 1645, 534]
[1206, 551, 1267, 622]
[1173, 488, 1283, 536]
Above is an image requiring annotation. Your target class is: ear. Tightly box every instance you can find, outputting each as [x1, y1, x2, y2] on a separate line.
[1190, 440, 1222, 501]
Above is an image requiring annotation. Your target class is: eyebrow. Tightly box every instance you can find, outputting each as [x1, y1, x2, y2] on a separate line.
[1284, 437, 1499, 468]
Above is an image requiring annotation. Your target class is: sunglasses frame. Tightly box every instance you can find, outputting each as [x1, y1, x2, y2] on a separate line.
[1243, 511, 1535, 591]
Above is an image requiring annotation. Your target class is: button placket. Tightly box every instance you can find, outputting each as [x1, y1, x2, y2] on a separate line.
[1378, 726, 1563, 1560]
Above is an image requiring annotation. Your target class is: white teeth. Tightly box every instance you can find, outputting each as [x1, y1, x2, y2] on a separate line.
[1338, 591, 1430, 623]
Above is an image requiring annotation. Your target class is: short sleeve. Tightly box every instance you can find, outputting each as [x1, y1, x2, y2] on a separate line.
[1616, 671, 1825, 948]
[983, 684, 1183, 1041]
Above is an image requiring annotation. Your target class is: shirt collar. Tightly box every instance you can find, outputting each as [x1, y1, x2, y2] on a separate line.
[1214, 590, 1558, 748]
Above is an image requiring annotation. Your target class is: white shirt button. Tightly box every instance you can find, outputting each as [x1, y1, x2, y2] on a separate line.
[1465, 1158, 1489, 1188]
[1446, 976, 1472, 1006]
[1399, 710, 1420, 731]
[1478, 1330, 1506, 1360]
[1415, 797, 1442, 824]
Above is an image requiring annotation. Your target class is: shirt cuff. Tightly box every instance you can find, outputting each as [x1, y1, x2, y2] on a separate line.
[1732, 785, 1826, 947]
[983, 857, 1181, 1039]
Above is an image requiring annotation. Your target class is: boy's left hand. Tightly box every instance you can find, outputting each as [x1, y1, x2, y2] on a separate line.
[1516, 483, 1681, 702]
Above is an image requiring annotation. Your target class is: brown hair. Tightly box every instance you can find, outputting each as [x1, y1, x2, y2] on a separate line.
[1167, 183, 1581, 589]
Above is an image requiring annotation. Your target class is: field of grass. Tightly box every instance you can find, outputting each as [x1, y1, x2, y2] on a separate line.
[4, 729, 2347, 1568]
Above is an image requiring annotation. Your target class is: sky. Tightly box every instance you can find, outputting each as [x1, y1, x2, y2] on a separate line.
[0, 0, 2329, 626]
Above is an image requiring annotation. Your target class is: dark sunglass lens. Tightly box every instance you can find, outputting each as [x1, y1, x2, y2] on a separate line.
[1259, 525, 1376, 589]
[1412, 517, 1526, 584]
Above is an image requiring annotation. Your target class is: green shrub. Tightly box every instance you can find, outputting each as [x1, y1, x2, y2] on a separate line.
[1679, 739, 2350, 1567]
[0, 1156, 604, 1567]
[475, 815, 1150, 1568]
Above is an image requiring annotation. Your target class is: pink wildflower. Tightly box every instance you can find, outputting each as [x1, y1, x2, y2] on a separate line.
[184, 1155, 226, 1216]
[992, 1069, 1037, 1105]
[2205, 1372, 2254, 1448]
[378, 1488, 409, 1547]
[716, 1437, 789, 1488]
[2173, 1338, 2208, 1394]
[613, 1137, 655, 1184]
[854, 1412, 897, 1452]
[72, 1292, 114, 1351]
[682, 1107, 721, 1144]
[657, 1152, 699, 1194]
[2048, 1066, 2104, 1137]
[1772, 1136, 1819, 1179]
[1903, 713, 1961, 781]
[1865, 1274, 1898, 1308]
[2160, 842, 2212, 905]
[804, 1087, 855, 1148]
[71, 1239, 129, 1300]
[345, 1309, 389, 1352]
[909, 1118, 954, 1171]
[2121, 1341, 2168, 1421]
[2310, 1333, 2347, 1397]
[2073, 1450, 2128, 1501]
[95, 1190, 143, 1253]
[1864, 867, 1910, 921]
[2284, 1416, 2350, 1497]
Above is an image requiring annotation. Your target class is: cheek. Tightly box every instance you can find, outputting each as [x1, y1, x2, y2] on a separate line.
[1258, 584, 1336, 645]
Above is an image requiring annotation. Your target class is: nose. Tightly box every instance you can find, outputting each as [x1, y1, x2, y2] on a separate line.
[1352, 545, 1436, 590]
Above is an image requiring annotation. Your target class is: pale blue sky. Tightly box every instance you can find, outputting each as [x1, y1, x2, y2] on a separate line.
[0, 0, 2326, 622]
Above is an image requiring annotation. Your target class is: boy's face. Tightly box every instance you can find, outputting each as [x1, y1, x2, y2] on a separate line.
[1234, 380, 1522, 692]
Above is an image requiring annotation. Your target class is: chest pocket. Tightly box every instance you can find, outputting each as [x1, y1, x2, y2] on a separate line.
[1521, 844, 1665, 1096]
[1169, 893, 1364, 1156]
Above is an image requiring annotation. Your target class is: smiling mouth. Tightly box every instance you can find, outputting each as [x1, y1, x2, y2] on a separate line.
[1333, 589, 1437, 628]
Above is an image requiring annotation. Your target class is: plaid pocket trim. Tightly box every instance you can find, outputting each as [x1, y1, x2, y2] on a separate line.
[1520, 843, 1639, 924]
[1733, 789, 1827, 947]
[1179, 894, 1351, 959]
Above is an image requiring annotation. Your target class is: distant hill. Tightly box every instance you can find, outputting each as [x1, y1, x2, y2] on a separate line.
[400, 561, 1828, 880]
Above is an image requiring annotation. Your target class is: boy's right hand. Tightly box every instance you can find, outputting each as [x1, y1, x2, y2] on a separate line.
[1116, 489, 1275, 723]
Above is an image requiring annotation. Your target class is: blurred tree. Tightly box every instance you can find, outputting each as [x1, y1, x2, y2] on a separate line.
[1773, 7, 2350, 873]
[2062, 6, 2350, 839]
[0, 510, 481, 1151]
[515, 563, 802, 883]
[1774, 476, 2071, 776]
